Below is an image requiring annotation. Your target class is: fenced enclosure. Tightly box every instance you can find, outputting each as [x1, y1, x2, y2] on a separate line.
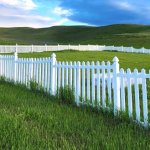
[0, 44, 150, 54]
[0, 53, 150, 127]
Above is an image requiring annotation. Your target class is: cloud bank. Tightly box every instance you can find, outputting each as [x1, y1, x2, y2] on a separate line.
[57, 0, 150, 25]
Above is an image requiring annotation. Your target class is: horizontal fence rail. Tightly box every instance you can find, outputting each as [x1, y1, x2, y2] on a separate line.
[0, 44, 150, 54]
[0, 53, 150, 127]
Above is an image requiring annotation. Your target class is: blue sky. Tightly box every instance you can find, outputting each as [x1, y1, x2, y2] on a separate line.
[0, 0, 150, 28]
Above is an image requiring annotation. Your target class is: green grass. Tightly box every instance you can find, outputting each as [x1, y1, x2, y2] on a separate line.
[18, 50, 150, 71]
[1, 24, 150, 48]
[0, 81, 150, 149]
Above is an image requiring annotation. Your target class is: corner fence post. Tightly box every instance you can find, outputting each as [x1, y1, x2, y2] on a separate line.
[50, 53, 56, 95]
[113, 57, 120, 115]
[14, 51, 18, 82]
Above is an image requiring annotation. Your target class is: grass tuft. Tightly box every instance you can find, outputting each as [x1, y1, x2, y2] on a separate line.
[56, 86, 75, 105]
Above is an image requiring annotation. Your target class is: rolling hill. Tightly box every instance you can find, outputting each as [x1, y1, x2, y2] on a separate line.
[0, 24, 150, 48]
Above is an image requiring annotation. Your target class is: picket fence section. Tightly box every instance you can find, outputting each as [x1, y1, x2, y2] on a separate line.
[0, 44, 150, 54]
[0, 53, 149, 127]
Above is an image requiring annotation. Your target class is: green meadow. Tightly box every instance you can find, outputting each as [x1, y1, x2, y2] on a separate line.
[0, 81, 150, 149]
[18, 50, 150, 71]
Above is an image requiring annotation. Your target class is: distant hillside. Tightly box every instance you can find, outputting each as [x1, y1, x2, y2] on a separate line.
[0, 24, 150, 48]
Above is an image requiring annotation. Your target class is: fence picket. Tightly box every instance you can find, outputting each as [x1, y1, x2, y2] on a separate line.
[120, 68, 125, 111]
[101, 61, 106, 108]
[107, 61, 112, 104]
[58, 62, 61, 90]
[45, 58, 48, 91]
[55, 61, 57, 93]
[86, 61, 90, 102]
[23, 59, 25, 84]
[42, 58, 45, 87]
[134, 69, 140, 122]
[82, 61, 85, 103]
[69, 62, 72, 89]
[127, 69, 133, 118]
[92, 61, 95, 106]
[39, 58, 42, 86]
[141, 69, 148, 126]
[62, 62, 65, 88]
[76, 61, 81, 106]
[96, 61, 100, 107]
[47, 59, 51, 93]
[66, 62, 69, 86]
[73, 61, 77, 101]
[36, 59, 39, 85]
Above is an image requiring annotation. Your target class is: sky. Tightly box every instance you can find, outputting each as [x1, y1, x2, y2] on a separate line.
[0, 0, 150, 28]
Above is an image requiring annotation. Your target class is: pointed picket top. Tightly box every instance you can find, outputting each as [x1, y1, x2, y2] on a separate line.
[127, 68, 131, 74]
[51, 53, 56, 58]
[113, 56, 119, 63]
[120, 68, 124, 73]
[101, 61, 105, 65]
[82, 61, 85, 65]
[107, 61, 110, 66]
[141, 68, 146, 74]
[86, 61, 90, 66]
[96, 61, 100, 66]
[134, 68, 138, 74]
[91, 61, 95, 66]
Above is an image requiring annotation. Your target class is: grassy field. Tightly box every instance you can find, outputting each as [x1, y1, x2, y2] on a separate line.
[1, 24, 150, 48]
[18, 50, 150, 71]
[1, 24, 150, 149]
[0, 81, 150, 149]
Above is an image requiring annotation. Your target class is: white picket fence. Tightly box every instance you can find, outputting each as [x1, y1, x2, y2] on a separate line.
[0, 44, 150, 54]
[0, 53, 150, 127]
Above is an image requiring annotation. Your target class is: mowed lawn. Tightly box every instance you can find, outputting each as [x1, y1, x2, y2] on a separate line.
[0, 81, 150, 149]
[18, 50, 150, 71]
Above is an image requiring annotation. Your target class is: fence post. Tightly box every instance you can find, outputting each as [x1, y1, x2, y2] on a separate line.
[57, 44, 59, 51]
[88, 44, 90, 50]
[121, 46, 123, 52]
[68, 44, 70, 50]
[16, 43, 18, 53]
[14, 51, 18, 82]
[50, 53, 56, 95]
[142, 47, 145, 53]
[131, 47, 133, 53]
[97, 44, 99, 50]
[112, 45, 115, 51]
[45, 44, 47, 51]
[104, 45, 106, 51]
[113, 56, 120, 115]
[78, 44, 80, 50]
[31, 44, 33, 52]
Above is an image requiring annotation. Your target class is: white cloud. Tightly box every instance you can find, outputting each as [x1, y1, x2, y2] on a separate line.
[112, 1, 135, 11]
[0, 7, 70, 28]
[0, 0, 79, 28]
[0, 0, 70, 28]
[53, 6, 72, 17]
[0, 0, 37, 10]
